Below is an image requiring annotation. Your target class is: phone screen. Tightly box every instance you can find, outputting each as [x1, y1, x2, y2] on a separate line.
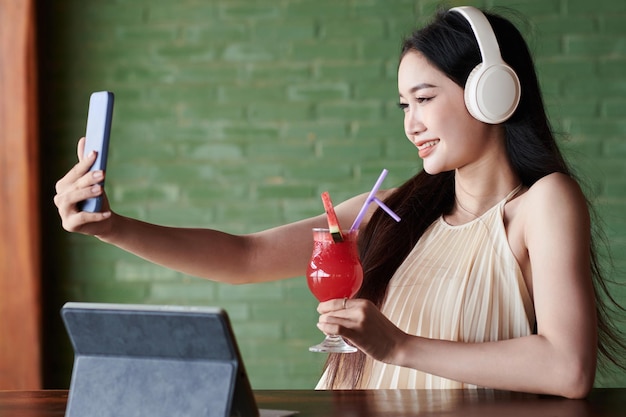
[78, 91, 114, 212]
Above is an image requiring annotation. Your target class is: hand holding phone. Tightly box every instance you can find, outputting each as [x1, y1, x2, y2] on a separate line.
[78, 91, 114, 212]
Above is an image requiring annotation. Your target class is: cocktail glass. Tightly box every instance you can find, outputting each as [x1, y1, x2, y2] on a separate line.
[306, 228, 363, 353]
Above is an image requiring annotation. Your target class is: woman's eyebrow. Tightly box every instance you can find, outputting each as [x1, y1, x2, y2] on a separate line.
[399, 83, 437, 97]
[409, 83, 436, 93]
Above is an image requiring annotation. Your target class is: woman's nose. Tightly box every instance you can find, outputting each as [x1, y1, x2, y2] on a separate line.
[405, 108, 425, 138]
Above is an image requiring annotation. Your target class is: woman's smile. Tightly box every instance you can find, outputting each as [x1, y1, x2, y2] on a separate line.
[416, 139, 439, 158]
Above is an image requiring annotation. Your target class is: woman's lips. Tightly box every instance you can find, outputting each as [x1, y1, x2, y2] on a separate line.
[417, 139, 439, 158]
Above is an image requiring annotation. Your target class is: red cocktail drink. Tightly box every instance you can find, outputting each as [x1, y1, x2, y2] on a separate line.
[307, 229, 362, 301]
[307, 228, 363, 353]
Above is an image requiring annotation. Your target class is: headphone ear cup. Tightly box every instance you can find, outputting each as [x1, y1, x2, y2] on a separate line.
[464, 62, 521, 124]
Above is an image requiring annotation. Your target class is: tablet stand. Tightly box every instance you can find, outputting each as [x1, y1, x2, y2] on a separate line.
[61, 303, 259, 417]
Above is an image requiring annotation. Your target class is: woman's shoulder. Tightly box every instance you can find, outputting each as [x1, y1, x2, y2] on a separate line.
[521, 172, 590, 229]
[525, 172, 587, 207]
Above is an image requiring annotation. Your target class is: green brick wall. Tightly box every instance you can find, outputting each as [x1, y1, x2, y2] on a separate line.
[38, 0, 626, 389]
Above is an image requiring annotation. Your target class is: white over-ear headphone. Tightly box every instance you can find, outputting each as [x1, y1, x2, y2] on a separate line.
[450, 6, 521, 124]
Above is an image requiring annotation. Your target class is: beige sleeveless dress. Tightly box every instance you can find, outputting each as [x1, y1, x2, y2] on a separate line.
[317, 186, 535, 389]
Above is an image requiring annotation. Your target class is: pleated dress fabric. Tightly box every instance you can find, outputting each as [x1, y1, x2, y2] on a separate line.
[317, 186, 535, 389]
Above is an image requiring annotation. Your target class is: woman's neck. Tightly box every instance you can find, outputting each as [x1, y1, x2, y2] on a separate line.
[450, 163, 520, 223]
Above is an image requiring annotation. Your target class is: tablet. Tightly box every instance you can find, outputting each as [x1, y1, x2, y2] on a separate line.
[61, 302, 259, 417]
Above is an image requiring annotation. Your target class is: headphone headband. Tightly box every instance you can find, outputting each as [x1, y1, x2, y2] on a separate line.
[451, 6, 503, 66]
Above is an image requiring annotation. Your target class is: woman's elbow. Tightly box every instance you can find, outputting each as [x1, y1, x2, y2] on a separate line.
[557, 358, 596, 399]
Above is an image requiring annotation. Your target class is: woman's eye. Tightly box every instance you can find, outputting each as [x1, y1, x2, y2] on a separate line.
[397, 102, 409, 112]
[416, 96, 432, 104]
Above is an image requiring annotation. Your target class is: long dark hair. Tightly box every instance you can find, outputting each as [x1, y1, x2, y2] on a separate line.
[322, 6, 626, 389]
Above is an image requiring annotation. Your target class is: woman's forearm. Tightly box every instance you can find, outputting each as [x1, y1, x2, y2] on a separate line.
[394, 333, 596, 399]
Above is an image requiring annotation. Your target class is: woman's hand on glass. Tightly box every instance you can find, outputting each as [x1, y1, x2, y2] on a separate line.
[316, 298, 410, 364]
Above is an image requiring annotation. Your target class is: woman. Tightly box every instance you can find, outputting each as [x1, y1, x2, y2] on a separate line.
[54, 6, 623, 398]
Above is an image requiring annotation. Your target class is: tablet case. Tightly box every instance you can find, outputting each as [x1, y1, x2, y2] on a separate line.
[61, 302, 259, 417]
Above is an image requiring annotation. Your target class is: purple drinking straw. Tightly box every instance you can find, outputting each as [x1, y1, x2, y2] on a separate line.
[349, 169, 401, 232]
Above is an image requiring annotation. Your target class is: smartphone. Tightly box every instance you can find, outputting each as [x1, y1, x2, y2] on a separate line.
[78, 91, 114, 212]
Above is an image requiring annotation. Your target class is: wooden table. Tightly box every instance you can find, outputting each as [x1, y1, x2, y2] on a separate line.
[0, 388, 624, 416]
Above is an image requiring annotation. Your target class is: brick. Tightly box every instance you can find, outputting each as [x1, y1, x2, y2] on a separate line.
[417, 0, 450, 19]
[114, 260, 181, 282]
[222, 124, 282, 141]
[567, 36, 626, 56]
[287, 82, 350, 101]
[217, 163, 284, 182]
[248, 62, 313, 81]
[565, 80, 626, 101]
[353, 0, 416, 18]
[251, 300, 318, 322]
[535, 58, 595, 79]
[603, 99, 626, 118]
[250, 19, 316, 41]
[186, 182, 250, 203]
[560, 139, 603, 158]
[603, 180, 626, 199]
[115, 26, 179, 43]
[220, 84, 288, 102]
[530, 35, 562, 57]
[82, 282, 150, 303]
[354, 79, 398, 100]
[183, 23, 249, 43]
[285, 1, 352, 18]
[146, 3, 218, 24]
[283, 161, 355, 183]
[153, 43, 219, 62]
[317, 101, 384, 121]
[222, 42, 290, 62]
[568, 0, 626, 14]
[173, 64, 248, 83]
[230, 320, 282, 340]
[602, 139, 626, 157]
[245, 141, 315, 160]
[533, 16, 597, 35]
[546, 98, 601, 118]
[148, 281, 216, 301]
[183, 102, 246, 121]
[213, 201, 284, 226]
[317, 62, 385, 81]
[603, 16, 626, 34]
[70, 3, 145, 26]
[290, 40, 358, 61]
[499, 0, 561, 16]
[319, 139, 383, 160]
[144, 205, 217, 226]
[111, 182, 182, 204]
[217, 282, 282, 302]
[283, 200, 323, 222]
[599, 58, 626, 77]
[319, 18, 386, 40]
[220, 3, 282, 20]
[247, 102, 314, 122]
[360, 40, 404, 63]
[178, 142, 245, 160]
[283, 121, 349, 141]
[569, 119, 626, 139]
[257, 184, 316, 199]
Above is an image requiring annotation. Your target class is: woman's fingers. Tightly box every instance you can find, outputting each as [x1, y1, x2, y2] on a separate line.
[76, 136, 86, 162]
[316, 298, 407, 363]
[55, 150, 97, 194]
[53, 138, 113, 234]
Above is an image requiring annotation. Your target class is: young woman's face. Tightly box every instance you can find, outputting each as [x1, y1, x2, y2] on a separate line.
[398, 50, 497, 175]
